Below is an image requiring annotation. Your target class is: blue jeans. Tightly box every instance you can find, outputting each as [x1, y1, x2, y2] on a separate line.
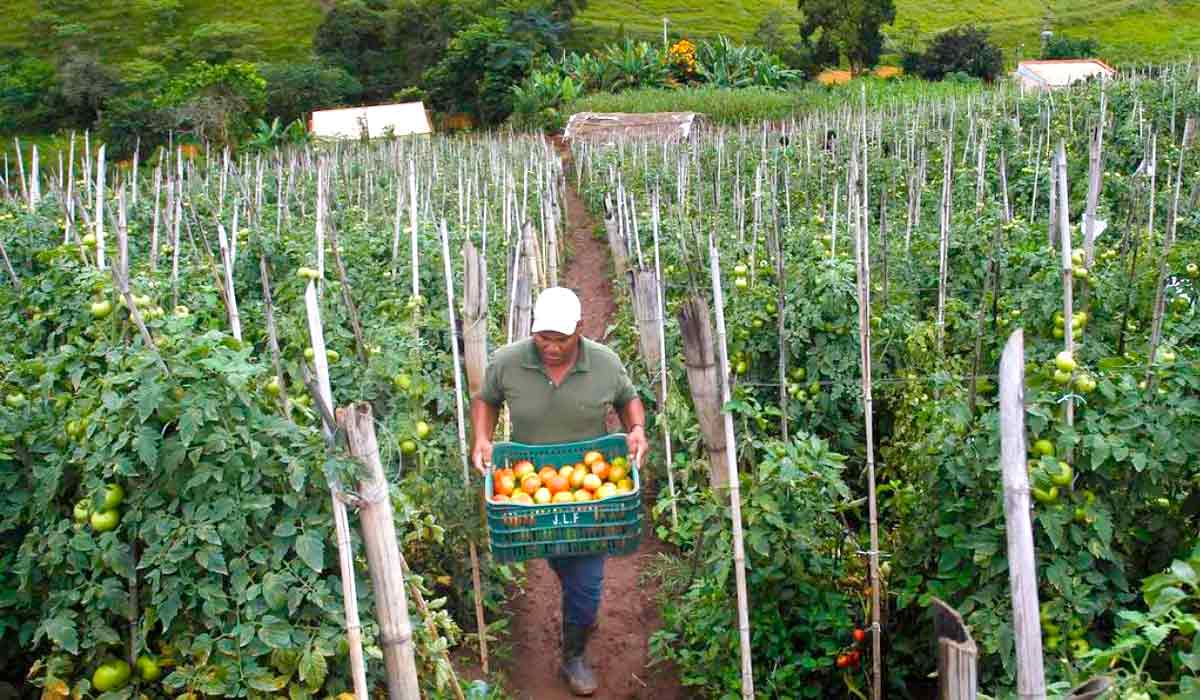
[547, 554, 606, 627]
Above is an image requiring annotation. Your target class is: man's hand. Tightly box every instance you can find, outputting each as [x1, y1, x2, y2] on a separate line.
[471, 438, 494, 477]
[626, 425, 648, 465]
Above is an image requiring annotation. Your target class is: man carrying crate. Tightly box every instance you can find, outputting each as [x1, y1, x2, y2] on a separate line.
[470, 286, 649, 696]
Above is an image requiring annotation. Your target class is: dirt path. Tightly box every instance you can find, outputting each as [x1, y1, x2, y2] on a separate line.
[500, 143, 685, 700]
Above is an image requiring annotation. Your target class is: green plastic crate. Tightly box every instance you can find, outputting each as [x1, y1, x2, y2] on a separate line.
[483, 433, 642, 563]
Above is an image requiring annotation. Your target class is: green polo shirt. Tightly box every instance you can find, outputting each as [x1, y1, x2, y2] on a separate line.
[478, 337, 638, 444]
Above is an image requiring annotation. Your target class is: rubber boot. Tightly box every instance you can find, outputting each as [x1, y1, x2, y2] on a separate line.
[561, 622, 598, 696]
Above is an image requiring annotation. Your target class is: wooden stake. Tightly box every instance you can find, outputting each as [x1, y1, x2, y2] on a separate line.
[339, 403, 422, 700]
[998, 329, 1047, 700]
[96, 145, 107, 270]
[650, 191, 678, 527]
[259, 256, 292, 420]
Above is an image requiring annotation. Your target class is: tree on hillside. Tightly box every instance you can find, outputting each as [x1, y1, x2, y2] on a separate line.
[259, 61, 362, 123]
[314, 0, 402, 101]
[58, 50, 119, 126]
[903, 25, 1003, 82]
[189, 22, 263, 64]
[796, 0, 894, 73]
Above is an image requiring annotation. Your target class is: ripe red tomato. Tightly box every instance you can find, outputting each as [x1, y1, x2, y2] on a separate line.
[852, 628, 866, 643]
[836, 654, 850, 669]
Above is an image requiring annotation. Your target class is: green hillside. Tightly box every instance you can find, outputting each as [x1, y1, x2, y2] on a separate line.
[0, 0, 322, 62]
[0, 0, 1196, 66]
[575, 0, 1200, 64]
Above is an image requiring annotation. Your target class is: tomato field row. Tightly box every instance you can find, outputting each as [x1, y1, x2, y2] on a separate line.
[0, 64, 1198, 700]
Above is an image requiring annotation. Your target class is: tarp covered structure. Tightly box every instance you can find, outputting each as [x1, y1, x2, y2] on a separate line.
[563, 112, 702, 143]
[309, 102, 433, 140]
[1015, 60, 1116, 93]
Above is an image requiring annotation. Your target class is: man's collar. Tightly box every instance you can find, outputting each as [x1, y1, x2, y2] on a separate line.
[521, 337, 591, 372]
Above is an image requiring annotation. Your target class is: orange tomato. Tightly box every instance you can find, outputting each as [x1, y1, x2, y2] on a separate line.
[568, 467, 587, 490]
[492, 493, 510, 502]
[538, 466, 559, 484]
[583, 451, 604, 466]
[590, 460, 610, 481]
[552, 491, 574, 504]
[596, 483, 617, 500]
[494, 473, 516, 497]
[520, 474, 542, 495]
[582, 473, 602, 492]
[533, 487, 552, 504]
[511, 491, 533, 505]
[616, 478, 634, 493]
[607, 464, 627, 483]
[558, 465, 574, 480]
[573, 489, 592, 502]
[547, 475, 569, 494]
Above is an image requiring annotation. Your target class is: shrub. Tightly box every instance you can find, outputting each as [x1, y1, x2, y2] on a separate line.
[1042, 35, 1101, 60]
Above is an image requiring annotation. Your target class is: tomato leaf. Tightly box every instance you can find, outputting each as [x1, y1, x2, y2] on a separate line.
[258, 618, 293, 649]
[136, 425, 159, 468]
[298, 647, 327, 688]
[247, 673, 288, 691]
[295, 533, 324, 573]
[42, 614, 78, 654]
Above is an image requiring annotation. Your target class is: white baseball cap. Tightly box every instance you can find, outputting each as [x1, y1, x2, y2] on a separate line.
[531, 287, 582, 335]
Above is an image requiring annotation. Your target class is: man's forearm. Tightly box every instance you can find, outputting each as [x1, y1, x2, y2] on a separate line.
[618, 398, 646, 432]
[470, 397, 500, 444]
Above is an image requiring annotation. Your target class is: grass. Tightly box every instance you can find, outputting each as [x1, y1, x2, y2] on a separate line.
[566, 77, 989, 125]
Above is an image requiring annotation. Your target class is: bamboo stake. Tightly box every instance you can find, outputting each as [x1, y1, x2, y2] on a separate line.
[259, 256, 292, 420]
[1083, 86, 1107, 266]
[855, 105, 884, 700]
[303, 282, 369, 700]
[339, 403, 422, 700]
[215, 223, 242, 342]
[439, 220, 490, 675]
[1146, 116, 1194, 389]
[410, 158, 420, 298]
[96, 145, 107, 270]
[936, 133, 953, 355]
[708, 239, 755, 700]
[1056, 140, 1076, 436]
[650, 191, 678, 527]
[998, 329, 1046, 700]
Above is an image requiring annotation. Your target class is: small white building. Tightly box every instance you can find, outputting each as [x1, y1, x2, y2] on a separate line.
[1015, 59, 1116, 93]
[308, 102, 433, 140]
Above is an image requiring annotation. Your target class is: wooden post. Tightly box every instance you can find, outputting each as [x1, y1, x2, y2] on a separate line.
[633, 270, 663, 374]
[339, 403, 422, 700]
[678, 295, 729, 490]
[304, 282, 370, 700]
[462, 240, 488, 397]
[708, 240, 755, 700]
[650, 191, 678, 527]
[931, 598, 977, 700]
[998, 329, 1047, 700]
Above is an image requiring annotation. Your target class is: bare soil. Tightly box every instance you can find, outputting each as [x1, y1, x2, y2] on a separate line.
[498, 141, 686, 700]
